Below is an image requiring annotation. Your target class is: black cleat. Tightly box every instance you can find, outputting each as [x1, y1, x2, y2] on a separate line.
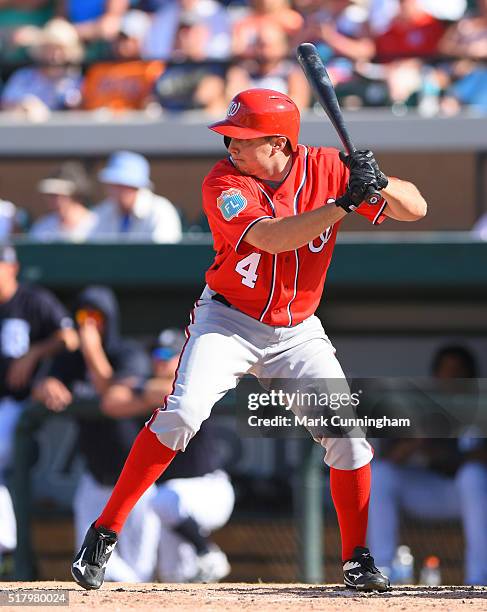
[343, 546, 391, 592]
[71, 522, 118, 590]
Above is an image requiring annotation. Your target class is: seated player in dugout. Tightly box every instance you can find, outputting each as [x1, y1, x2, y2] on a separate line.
[72, 89, 427, 592]
[33, 286, 158, 583]
[36, 313, 233, 583]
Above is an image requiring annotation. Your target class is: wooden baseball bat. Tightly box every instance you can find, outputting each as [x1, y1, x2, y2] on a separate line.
[296, 42, 382, 205]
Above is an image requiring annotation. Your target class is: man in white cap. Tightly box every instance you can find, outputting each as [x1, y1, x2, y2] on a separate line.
[88, 151, 182, 243]
[30, 161, 96, 242]
[1, 18, 83, 118]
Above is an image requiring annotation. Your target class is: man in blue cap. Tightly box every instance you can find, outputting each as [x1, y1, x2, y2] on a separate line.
[88, 151, 182, 243]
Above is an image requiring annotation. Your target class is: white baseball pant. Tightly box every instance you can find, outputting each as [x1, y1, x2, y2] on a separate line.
[149, 286, 372, 471]
[0, 397, 22, 553]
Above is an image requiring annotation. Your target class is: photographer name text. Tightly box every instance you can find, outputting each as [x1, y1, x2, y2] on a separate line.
[247, 414, 411, 430]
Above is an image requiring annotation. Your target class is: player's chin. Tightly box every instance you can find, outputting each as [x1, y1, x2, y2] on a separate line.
[237, 166, 251, 176]
[233, 160, 250, 174]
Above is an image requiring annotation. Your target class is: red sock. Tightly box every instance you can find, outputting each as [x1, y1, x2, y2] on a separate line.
[95, 425, 176, 534]
[330, 462, 371, 562]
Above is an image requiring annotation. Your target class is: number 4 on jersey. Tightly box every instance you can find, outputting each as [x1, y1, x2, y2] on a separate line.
[235, 252, 261, 288]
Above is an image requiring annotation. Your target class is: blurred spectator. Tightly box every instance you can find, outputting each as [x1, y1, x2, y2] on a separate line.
[142, 0, 231, 60]
[439, 0, 487, 60]
[329, 0, 446, 63]
[226, 23, 310, 110]
[291, 0, 376, 103]
[294, 0, 374, 63]
[437, 1, 487, 115]
[441, 65, 487, 115]
[232, 0, 303, 58]
[0, 244, 77, 571]
[346, 0, 449, 109]
[82, 10, 164, 112]
[88, 151, 182, 243]
[368, 0, 467, 35]
[33, 286, 158, 583]
[106, 9, 151, 61]
[153, 18, 227, 115]
[29, 161, 96, 242]
[102, 328, 235, 582]
[372, 0, 446, 62]
[367, 345, 487, 585]
[143, 328, 187, 408]
[58, 0, 129, 42]
[1, 18, 83, 119]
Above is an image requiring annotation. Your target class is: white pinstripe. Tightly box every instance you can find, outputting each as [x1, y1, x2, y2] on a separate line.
[373, 199, 387, 225]
[235, 215, 273, 252]
[255, 184, 277, 322]
[286, 146, 309, 326]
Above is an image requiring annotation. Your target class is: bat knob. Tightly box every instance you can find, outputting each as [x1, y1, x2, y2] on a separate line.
[367, 192, 382, 206]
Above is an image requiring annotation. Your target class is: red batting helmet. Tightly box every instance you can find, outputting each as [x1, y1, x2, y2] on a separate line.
[208, 89, 300, 151]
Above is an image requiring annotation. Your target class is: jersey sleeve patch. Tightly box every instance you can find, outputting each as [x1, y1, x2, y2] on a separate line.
[217, 188, 248, 221]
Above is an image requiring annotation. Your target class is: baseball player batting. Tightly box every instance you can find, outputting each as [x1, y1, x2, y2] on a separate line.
[72, 89, 427, 592]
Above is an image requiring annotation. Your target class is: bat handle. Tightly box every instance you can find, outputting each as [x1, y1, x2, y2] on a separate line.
[365, 186, 382, 206]
[345, 145, 382, 206]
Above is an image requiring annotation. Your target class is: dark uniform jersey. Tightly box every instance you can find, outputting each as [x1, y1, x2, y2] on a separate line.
[0, 283, 72, 400]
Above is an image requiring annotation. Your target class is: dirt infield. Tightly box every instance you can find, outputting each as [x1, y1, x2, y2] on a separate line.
[1, 582, 486, 612]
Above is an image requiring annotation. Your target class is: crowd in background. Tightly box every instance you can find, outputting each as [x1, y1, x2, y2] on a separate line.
[0, 153, 191, 243]
[0, 0, 485, 118]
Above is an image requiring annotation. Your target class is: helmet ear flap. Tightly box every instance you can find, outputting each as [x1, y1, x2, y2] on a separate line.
[224, 136, 231, 149]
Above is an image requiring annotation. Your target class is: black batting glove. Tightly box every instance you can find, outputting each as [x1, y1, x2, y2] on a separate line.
[340, 150, 388, 191]
[335, 150, 388, 213]
[334, 186, 367, 213]
[336, 150, 377, 212]
[368, 157, 389, 191]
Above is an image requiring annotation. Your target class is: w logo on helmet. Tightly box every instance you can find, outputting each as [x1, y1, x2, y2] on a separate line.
[227, 101, 240, 117]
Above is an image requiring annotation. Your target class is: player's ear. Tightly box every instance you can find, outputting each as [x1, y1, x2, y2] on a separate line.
[271, 136, 288, 152]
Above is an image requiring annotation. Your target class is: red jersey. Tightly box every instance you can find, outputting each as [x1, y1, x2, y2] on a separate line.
[202, 145, 386, 327]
